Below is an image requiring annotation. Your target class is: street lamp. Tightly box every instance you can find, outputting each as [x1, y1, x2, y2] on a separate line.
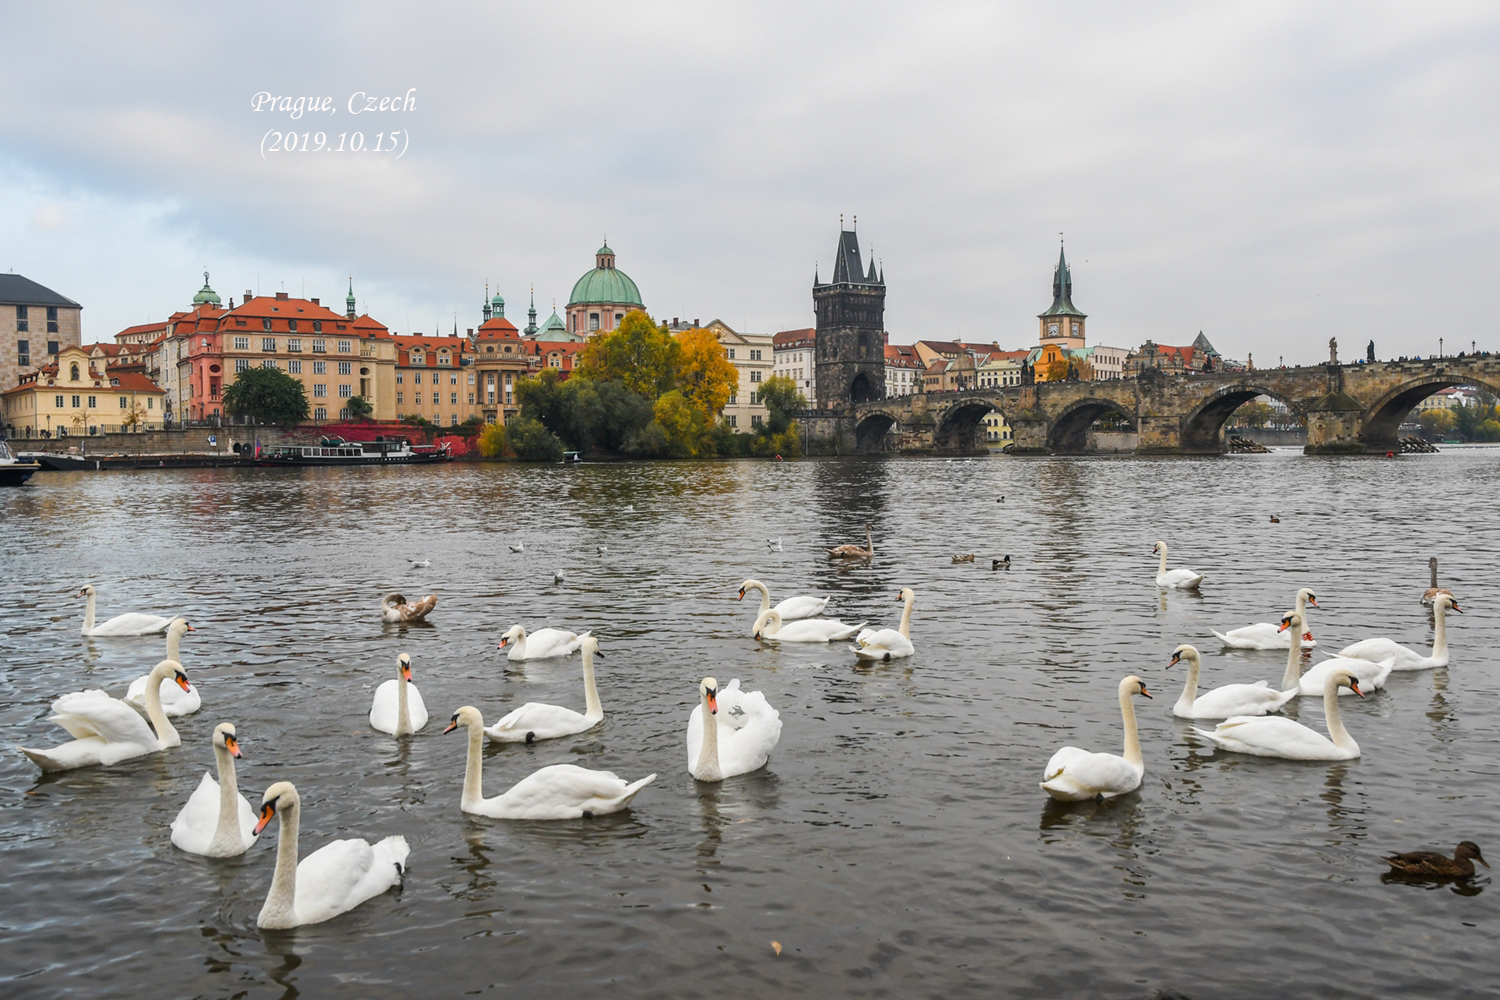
[1439, 337, 1444, 358]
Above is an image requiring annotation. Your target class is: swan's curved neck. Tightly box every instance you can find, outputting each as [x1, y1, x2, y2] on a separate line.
[760, 611, 781, 638]
[211, 743, 243, 851]
[166, 627, 182, 662]
[1430, 558, 1439, 588]
[697, 691, 721, 780]
[1120, 685, 1142, 768]
[462, 722, 485, 810]
[581, 648, 603, 719]
[1323, 678, 1356, 752]
[897, 594, 914, 638]
[1178, 655, 1200, 708]
[747, 581, 770, 616]
[1281, 620, 1304, 691]
[82, 591, 95, 634]
[865, 525, 874, 555]
[395, 667, 412, 736]
[511, 628, 528, 658]
[1156, 545, 1169, 575]
[1432, 602, 1449, 658]
[143, 665, 180, 746]
[262, 803, 300, 926]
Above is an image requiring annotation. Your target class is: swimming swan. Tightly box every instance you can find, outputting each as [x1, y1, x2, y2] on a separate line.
[498, 623, 588, 661]
[171, 723, 259, 857]
[77, 584, 173, 636]
[382, 593, 437, 624]
[19, 659, 190, 771]
[737, 578, 829, 621]
[125, 618, 200, 717]
[370, 653, 429, 735]
[253, 781, 409, 929]
[1169, 644, 1296, 719]
[1336, 594, 1460, 670]
[445, 705, 655, 818]
[1041, 675, 1152, 801]
[1279, 610, 1394, 696]
[853, 588, 916, 661]
[485, 635, 605, 742]
[687, 678, 783, 782]
[1152, 542, 1203, 589]
[753, 609, 866, 643]
[827, 523, 874, 559]
[1211, 588, 1319, 649]
[1192, 669, 1364, 760]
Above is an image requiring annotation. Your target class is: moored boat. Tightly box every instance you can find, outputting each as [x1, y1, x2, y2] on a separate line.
[0, 440, 41, 486]
[258, 435, 451, 467]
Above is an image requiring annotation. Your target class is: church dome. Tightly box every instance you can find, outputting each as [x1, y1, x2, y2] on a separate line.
[567, 242, 643, 307]
[192, 271, 221, 306]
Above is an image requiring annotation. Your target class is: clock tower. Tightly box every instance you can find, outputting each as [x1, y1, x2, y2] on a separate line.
[1037, 244, 1086, 351]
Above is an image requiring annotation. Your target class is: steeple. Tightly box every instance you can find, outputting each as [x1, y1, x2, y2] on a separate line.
[483, 281, 492, 322]
[825, 228, 877, 286]
[524, 287, 538, 336]
[346, 277, 357, 319]
[1038, 244, 1085, 318]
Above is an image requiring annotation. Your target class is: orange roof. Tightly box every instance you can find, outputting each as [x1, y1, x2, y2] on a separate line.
[225, 293, 346, 322]
[351, 314, 388, 334]
[114, 321, 167, 341]
[773, 328, 815, 347]
[477, 317, 520, 339]
[106, 373, 166, 394]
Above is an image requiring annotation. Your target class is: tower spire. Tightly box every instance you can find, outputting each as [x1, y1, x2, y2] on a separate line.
[346, 276, 356, 319]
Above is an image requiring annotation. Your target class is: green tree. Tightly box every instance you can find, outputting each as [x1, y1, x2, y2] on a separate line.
[1232, 401, 1273, 428]
[346, 395, 373, 420]
[1418, 408, 1456, 438]
[507, 416, 565, 462]
[675, 327, 738, 421]
[477, 421, 507, 458]
[222, 366, 309, 426]
[1474, 418, 1500, 442]
[757, 375, 805, 435]
[575, 310, 680, 399]
[651, 390, 708, 458]
[1451, 401, 1497, 440]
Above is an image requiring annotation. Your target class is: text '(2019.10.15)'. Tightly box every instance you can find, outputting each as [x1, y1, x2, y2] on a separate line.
[260, 130, 410, 159]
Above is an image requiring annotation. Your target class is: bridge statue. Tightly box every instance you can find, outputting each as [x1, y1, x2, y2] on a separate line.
[1329, 337, 1338, 365]
[1367, 340, 1375, 363]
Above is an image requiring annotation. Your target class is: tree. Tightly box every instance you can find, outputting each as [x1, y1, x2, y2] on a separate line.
[477, 421, 507, 458]
[1418, 408, 1456, 439]
[1232, 402, 1273, 429]
[575, 310, 680, 399]
[1042, 357, 1070, 382]
[506, 417, 565, 461]
[1451, 401, 1498, 441]
[651, 390, 708, 458]
[346, 395, 373, 420]
[222, 366, 309, 426]
[758, 375, 805, 435]
[675, 328, 738, 421]
[1475, 418, 1500, 442]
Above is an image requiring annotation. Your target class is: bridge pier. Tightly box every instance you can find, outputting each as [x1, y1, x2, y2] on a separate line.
[1304, 393, 1368, 454]
[1136, 415, 1188, 454]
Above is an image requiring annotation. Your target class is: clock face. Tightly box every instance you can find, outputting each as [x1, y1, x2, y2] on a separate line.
[1047, 323, 1059, 336]
[1071, 322, 1079, 334]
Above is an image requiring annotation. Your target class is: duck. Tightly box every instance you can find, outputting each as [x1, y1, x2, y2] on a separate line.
[498, 623, 588, 661]
[171, 723, 259, 857]
[370, 653, 428, 735]
[827, 523, 874, 560]
[951, 553, 975, 564]
[1336, 594, 1460, 671]
[125, 617, 200, 716]
[1192, 669, 1364, 760]
[753, 609, 866, 643]
[1211, 588, 1319, 649]
[737, 578, 830, 621]
[1421, 556, 1454, 607]
[1384, 841, 1488, 878]
[77, 584, 173, 636]
[1279, 610, 1394, 696]
[1269, 515, 1280, 523]
[1169, 644, 1296, 719]
[853, 588, 917, 661]
[445, 706, 655, 818]
[1040, 675, 1151, 801]
[252, 781, 409, 929]
[687, 678, 782, 782]
[485, 635, 605, 742]
[19, 659, 190, 771]
[382, 592, 437, 624]
[992, 556, 1011, 570]
[1152, 541, 1204, 589]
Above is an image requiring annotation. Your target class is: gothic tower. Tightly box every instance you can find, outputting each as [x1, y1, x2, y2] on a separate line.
[813, 227, 886, 408]
[1037, 244, 1086, 350]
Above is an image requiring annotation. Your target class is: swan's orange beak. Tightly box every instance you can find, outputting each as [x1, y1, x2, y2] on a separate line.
[894, 592, 902, 601]
[707, 691, 718, 714]
[737, 589, 746, 601]
[443, 718, 459, 734]
[1349, 679, 1365, 699]
[253, 803, 276, 836]
[1307, 598, 1319, 608]
[1138, 683, 1152, 699]
[224, 735, 242, 758]
[498, 637, 509, 648]
[1277, 619, 1292, 633]
[1451, 601, 1463, 613]
[1168, 652, 1182, 667]
[174, 672, 192, 693]
[401, 663, 412, 682]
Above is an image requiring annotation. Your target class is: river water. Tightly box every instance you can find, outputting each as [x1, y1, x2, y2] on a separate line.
[1, 450, 1496, 999]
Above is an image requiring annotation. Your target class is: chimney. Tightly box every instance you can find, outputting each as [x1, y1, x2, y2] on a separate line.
[275, 291, 289, 301]
[311, 297, 320, 306]
[245, 290, 254, 301]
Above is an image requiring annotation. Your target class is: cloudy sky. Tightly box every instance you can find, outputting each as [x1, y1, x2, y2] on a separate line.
[3, 2, 1497, 364]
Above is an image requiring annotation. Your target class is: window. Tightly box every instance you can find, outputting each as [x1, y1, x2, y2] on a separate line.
[396, 391, 404, 404]
[727, 348, 736, 359]
[313, 321, 322, 332]
[46, 307, 58, 333]
[47, 340, 58, 355]
[119, 396, 128, 408]
[288, 360, 302, 374]
[338, 385, 352, 398]
[750, 391, 760, 405]
[262, 319, 273, 331]
[467, 373, 475, 385]
[288, 320, 298, 333]
[413, 372, 422, 384]
[313, 361, 327, 375]
[72, 394, 81, 407]
[233, 337, 250, 350]
[337, 340, 351, 353]
[467, 392, 475, 404]
[147, 398, 153, 410]
[55, 395, 63, 407]
[339, 407, 350, 420]
[589, 313, 599, 331]
[263, 360, 278, 370]
[750, 349, 762, 360]
[549, 355, 561, 368]
[235, 359, 249, 372]
[450, 392, 458, 405]
[728, 394, 737, 405]
[15, 305, 27, 332]
[87, 395, 97, 408]
[235, 319, 247, 326]
[261, 337, 276, 352]
[396, 372, 405, 384]
[450, 413, 459, 426]
[750, 371, 762, 383]
[449, 373, 457, 385]
[337, 361, 351, 375]
[16, 340, 28, 367]
[314, 406, 327, 420]
[431, 391, 439, 404]
[751, 414, 764, 427]
[313, 384, 327, 398]
[312, 339, 327, 353]
[728, 415, 737, 428]
[286, 338, 301, 353]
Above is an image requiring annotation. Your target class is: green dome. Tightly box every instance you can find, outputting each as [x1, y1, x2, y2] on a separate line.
[192, 271, 221, 306]
[541, 310, 567, 333]
[568, 245, 643, 307]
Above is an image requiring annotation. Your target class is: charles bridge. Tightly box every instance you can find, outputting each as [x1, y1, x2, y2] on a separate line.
[802, 356, 1500, 455]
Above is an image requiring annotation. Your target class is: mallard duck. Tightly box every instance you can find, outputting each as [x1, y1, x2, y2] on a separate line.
[382, 593, 437, 623]
[992, 555, 1011, 570]
[1384, 841, 1488, 878]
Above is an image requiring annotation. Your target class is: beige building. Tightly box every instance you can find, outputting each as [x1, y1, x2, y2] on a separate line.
[1, 274, 83, 394]
[3, 345, 165, 438]
[884, 344, 922, 397]
[773, 328, 817, 400]
[704, 320, 773, 430]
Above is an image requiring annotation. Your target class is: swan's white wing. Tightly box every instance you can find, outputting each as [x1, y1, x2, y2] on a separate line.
[1041, 748, 1141, 799]
[406, 684, 428, 731]
[50, 690, 157, 745]
[486, 701, 590, 740]
[716, 685, 781, 777]
[853, 629, 915, 660]
[1213, 622, 1283, 648]
[293, 835, 406, 925]
[369, 679, 400, 732]
[496, 764, 650, 819]
[125, 675, 199, 717]
[1193, 715, 1340, 758]
[171, 772, 222, 854]
[1337, 638, 1424, 669]
[774, 595, 829, 620]
[90, 613, 173, 636]
[1158, 569, 1203, 588]
[522, 628, 581, 659]
[1300, 655, 1394, 695]
[1186, 681, 1295, 718]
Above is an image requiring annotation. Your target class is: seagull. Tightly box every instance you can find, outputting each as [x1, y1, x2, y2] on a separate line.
[553, 569, 565, 585]
[597, 545, 607, 556]
[622, 504, 634, 513]
[992, 555, 1011, 570]
[508, 541, 524, 553]
[409, 558, 431, 568]
[767, 538, 782, 551]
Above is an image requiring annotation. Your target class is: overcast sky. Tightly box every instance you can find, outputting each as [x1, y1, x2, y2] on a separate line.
[3, 1, 1497, 364]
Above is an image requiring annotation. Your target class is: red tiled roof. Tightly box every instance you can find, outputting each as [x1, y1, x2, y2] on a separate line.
[477, 317, 520, 339]
[773, 328, 815, 347]
[225, 294, 346, 322]
[106, 373, 166, 393]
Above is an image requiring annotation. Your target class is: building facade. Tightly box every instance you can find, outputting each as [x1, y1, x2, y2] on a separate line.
[813, 228, 886, 408]
[884, 343, 922, 397]
[393, 333, 475, 427]
[772, 328, 816, 400]
[0, 273, 83, 395]
[566, 243, 645, 337]
[3, 345, 165, 438]
[703, 320, 772, 430]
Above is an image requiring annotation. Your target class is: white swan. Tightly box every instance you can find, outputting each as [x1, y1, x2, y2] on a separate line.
[852, 587, 916, 661]
[125, 618, 200, 717]
[687, 677, 783, 782]
[369, 653, 429, 735]
[1279, 610, 1394, 696]
[171, 723, 258, 857]
[445, 706, 655, 818]
[485, 634, 605, 742]
[77, 584, 173, 636]
[738, 578, 829, 621]
[1152, 541, 1203, 589]
[253, 781, 410, 929]
[1211, 588, 1319, 649]
[1336, 594, 1460, 671]
[753, 609, 866, 643]
[498, 623, 588, 661]
[1041, 675, 1152, 801]
[19, 659, 189, 771]
[1192, 669, 1364, 760]
[1169, 644, 1296, 719]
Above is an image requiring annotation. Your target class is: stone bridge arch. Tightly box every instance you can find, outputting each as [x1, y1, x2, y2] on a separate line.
[933, 396, 1007, 452]
[1360, 372, 1500, 450]
[1047, 397, 1136, 454]
[1180, 383, 1304, 453]
[854, 409, 901, 451]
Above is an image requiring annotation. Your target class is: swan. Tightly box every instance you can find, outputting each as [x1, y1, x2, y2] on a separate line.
[252, 781, 409, 929]
[1192, 669, 1364, 760]
[687, 678, 782, 782]
[597, 545, 607, 556]
[852, 588, 917, 661]
[1152, 541, 1203, 589]
[1211, 588, 1319, 649]
[370, 653, 429, 735]
[125, 618, 200, 716]
[737, 578, 830, 621]
[445, 706, 655, 818]
[485, 634, 605, 742]
[1040, 675, 1152, 801]
[498, 623, 588, 661]
[77, 584, 173, 636]
[171, 723, 259, 857]
[19, 659, 190, 771]
[1169, 644, 1296, 719]
[1336, 594, 1461, 670]
[1279, 610, 1394, 696]
[753, 609, 866, 643]
[382, 592, 437, 623]
[553, 569, 565, 585]
[827, 523, 873, 559]
[1421, 556, 1454, 607]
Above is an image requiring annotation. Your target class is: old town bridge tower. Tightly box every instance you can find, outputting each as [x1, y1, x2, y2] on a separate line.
[813, 226, 886, 408]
